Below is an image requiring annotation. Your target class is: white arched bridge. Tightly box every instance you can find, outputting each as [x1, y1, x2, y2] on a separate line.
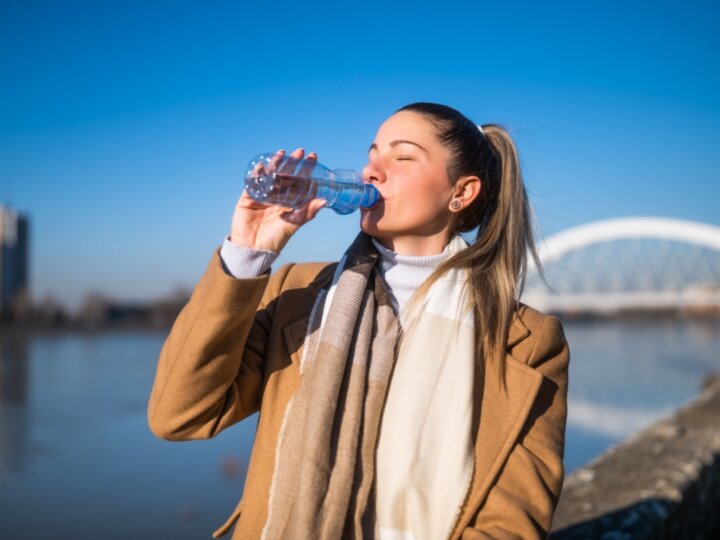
[521, 217, 720, 314]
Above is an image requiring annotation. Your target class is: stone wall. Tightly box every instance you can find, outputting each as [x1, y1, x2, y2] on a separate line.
[550, 376, 720, 539]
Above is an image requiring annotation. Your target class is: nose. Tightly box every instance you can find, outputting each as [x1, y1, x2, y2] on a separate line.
[362, 157, 386, 184]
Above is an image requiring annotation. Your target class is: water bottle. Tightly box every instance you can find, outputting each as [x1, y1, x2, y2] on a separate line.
[244, 152, 381, 215]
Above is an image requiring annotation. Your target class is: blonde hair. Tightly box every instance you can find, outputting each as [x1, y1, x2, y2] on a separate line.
[396, 103, 542, 390]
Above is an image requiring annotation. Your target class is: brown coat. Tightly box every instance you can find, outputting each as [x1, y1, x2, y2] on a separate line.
[148, 247, 570, 540]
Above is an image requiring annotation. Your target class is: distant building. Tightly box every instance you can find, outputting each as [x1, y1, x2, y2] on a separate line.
[0, 206, 29, 318]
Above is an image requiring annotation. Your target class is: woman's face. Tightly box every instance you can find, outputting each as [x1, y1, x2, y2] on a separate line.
[360, 111, 456, 242]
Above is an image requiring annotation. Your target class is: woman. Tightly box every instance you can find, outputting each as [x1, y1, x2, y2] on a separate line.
[148, 102, 570, 540]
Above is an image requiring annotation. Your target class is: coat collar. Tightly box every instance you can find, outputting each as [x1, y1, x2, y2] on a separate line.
[508, 307, 531, 348]
[296, 261, 533, 357]
[305, 262, 531, 345]
[306, 262, 338, 297]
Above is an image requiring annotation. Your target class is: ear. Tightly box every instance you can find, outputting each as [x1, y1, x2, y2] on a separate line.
[451, 175, 482, 209]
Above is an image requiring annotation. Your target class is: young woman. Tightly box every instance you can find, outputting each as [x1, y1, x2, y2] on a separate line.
[148, 102, 570, 540]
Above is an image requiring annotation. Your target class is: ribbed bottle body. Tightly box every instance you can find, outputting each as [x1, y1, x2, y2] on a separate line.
[244, 153, 380, 214]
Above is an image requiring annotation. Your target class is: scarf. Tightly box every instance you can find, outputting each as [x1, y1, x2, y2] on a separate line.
[261, 231, 475, 540]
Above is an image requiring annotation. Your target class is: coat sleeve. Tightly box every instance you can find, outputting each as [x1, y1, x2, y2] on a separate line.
[147, 247, 294, 441]
[463, 316, 570, 540]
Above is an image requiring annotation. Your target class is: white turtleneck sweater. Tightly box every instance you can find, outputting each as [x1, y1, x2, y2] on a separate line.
[218, 235, 451, 316]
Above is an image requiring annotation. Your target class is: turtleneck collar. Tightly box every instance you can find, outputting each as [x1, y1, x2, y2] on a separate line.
[370, 237, 452, 266]
[370, 237, 453, 316]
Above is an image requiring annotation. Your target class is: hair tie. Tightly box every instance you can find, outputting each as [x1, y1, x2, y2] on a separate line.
[477, 124, 486, 137]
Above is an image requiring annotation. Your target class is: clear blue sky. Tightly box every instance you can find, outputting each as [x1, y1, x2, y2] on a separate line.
[2, 0, 719, 309]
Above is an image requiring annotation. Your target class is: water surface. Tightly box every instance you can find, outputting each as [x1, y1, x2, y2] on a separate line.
[0, 319, 718, 538]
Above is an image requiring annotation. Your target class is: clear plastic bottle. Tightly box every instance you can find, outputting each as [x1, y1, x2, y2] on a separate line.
[244, 152, 381, 215]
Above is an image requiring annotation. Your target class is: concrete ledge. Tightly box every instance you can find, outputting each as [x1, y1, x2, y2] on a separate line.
[551, 376, 720, 539]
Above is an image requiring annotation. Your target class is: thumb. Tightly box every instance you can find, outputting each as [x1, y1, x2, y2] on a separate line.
[307, 198, 327, 219]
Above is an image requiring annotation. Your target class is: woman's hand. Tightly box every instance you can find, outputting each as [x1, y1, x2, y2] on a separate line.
[230, 148, 327, 253]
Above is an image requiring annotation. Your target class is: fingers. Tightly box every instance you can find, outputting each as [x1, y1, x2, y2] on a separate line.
[276, 148, 317, 175]
[297, 150, 317, 179]
[279, 197, 326, 225]
[250, 149, 286, 179]
[279, 207, 307, 225]
[279, 148, 304, 176]
[248, 147, 323, 222]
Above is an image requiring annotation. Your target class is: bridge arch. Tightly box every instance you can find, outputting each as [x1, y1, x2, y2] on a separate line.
[523, 217, 720, 313]
[533, 217, 720, 268]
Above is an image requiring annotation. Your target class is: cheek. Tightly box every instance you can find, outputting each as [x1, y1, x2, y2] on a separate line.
[392, 182, 448, 222]
[373, 166, 451, 223]
[404, 174, 449, 206]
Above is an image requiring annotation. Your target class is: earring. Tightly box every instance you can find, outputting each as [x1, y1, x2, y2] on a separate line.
[451, 200, 462, 210]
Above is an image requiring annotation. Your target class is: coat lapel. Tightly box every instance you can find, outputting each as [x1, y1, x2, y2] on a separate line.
[281, 263, 337, 369]
[282, 315, 311, 367]
[449, 314, 542, 539]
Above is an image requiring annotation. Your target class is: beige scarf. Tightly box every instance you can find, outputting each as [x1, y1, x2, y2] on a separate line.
[261, 232, 475, 540]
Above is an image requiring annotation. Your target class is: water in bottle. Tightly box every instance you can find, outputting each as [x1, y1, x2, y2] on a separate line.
[244, 152, 381, 215]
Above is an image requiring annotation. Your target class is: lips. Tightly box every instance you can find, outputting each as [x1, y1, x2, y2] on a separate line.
[364, 198, 385, 211]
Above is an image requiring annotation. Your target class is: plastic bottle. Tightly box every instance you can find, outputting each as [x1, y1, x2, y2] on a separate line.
[244, 152, 381, 215]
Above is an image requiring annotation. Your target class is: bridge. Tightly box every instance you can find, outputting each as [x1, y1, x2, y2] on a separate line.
[521, 217, 720, 315]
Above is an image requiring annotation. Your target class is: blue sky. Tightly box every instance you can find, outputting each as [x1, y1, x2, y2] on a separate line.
[2, 0, 719, 309]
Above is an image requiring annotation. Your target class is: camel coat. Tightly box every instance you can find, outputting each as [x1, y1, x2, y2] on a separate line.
[147, 246, 570, 540]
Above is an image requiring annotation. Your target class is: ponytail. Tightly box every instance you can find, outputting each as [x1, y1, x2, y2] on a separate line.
[396, 104, 542, 390]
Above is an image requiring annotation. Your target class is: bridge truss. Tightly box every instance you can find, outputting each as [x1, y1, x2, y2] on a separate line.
[521, 217, 720, 314]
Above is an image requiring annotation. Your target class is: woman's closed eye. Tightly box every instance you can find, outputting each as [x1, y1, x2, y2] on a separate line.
[396, 156, 415, 161]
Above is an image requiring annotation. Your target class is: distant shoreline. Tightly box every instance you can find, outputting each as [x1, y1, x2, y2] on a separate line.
[0, 322, 173, 337]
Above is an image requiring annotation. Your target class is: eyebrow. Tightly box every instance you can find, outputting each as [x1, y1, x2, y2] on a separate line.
[368, 139, 429, 154]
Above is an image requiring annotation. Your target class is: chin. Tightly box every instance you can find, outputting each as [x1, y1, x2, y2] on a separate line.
[359, 200, 390, 235]
[360, 213, 390, 239]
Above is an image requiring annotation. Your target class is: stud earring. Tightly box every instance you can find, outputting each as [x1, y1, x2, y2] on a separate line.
[451, 200, 462, 210]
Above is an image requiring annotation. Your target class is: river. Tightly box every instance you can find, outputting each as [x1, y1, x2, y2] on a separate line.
[0, 319, 718, 539]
